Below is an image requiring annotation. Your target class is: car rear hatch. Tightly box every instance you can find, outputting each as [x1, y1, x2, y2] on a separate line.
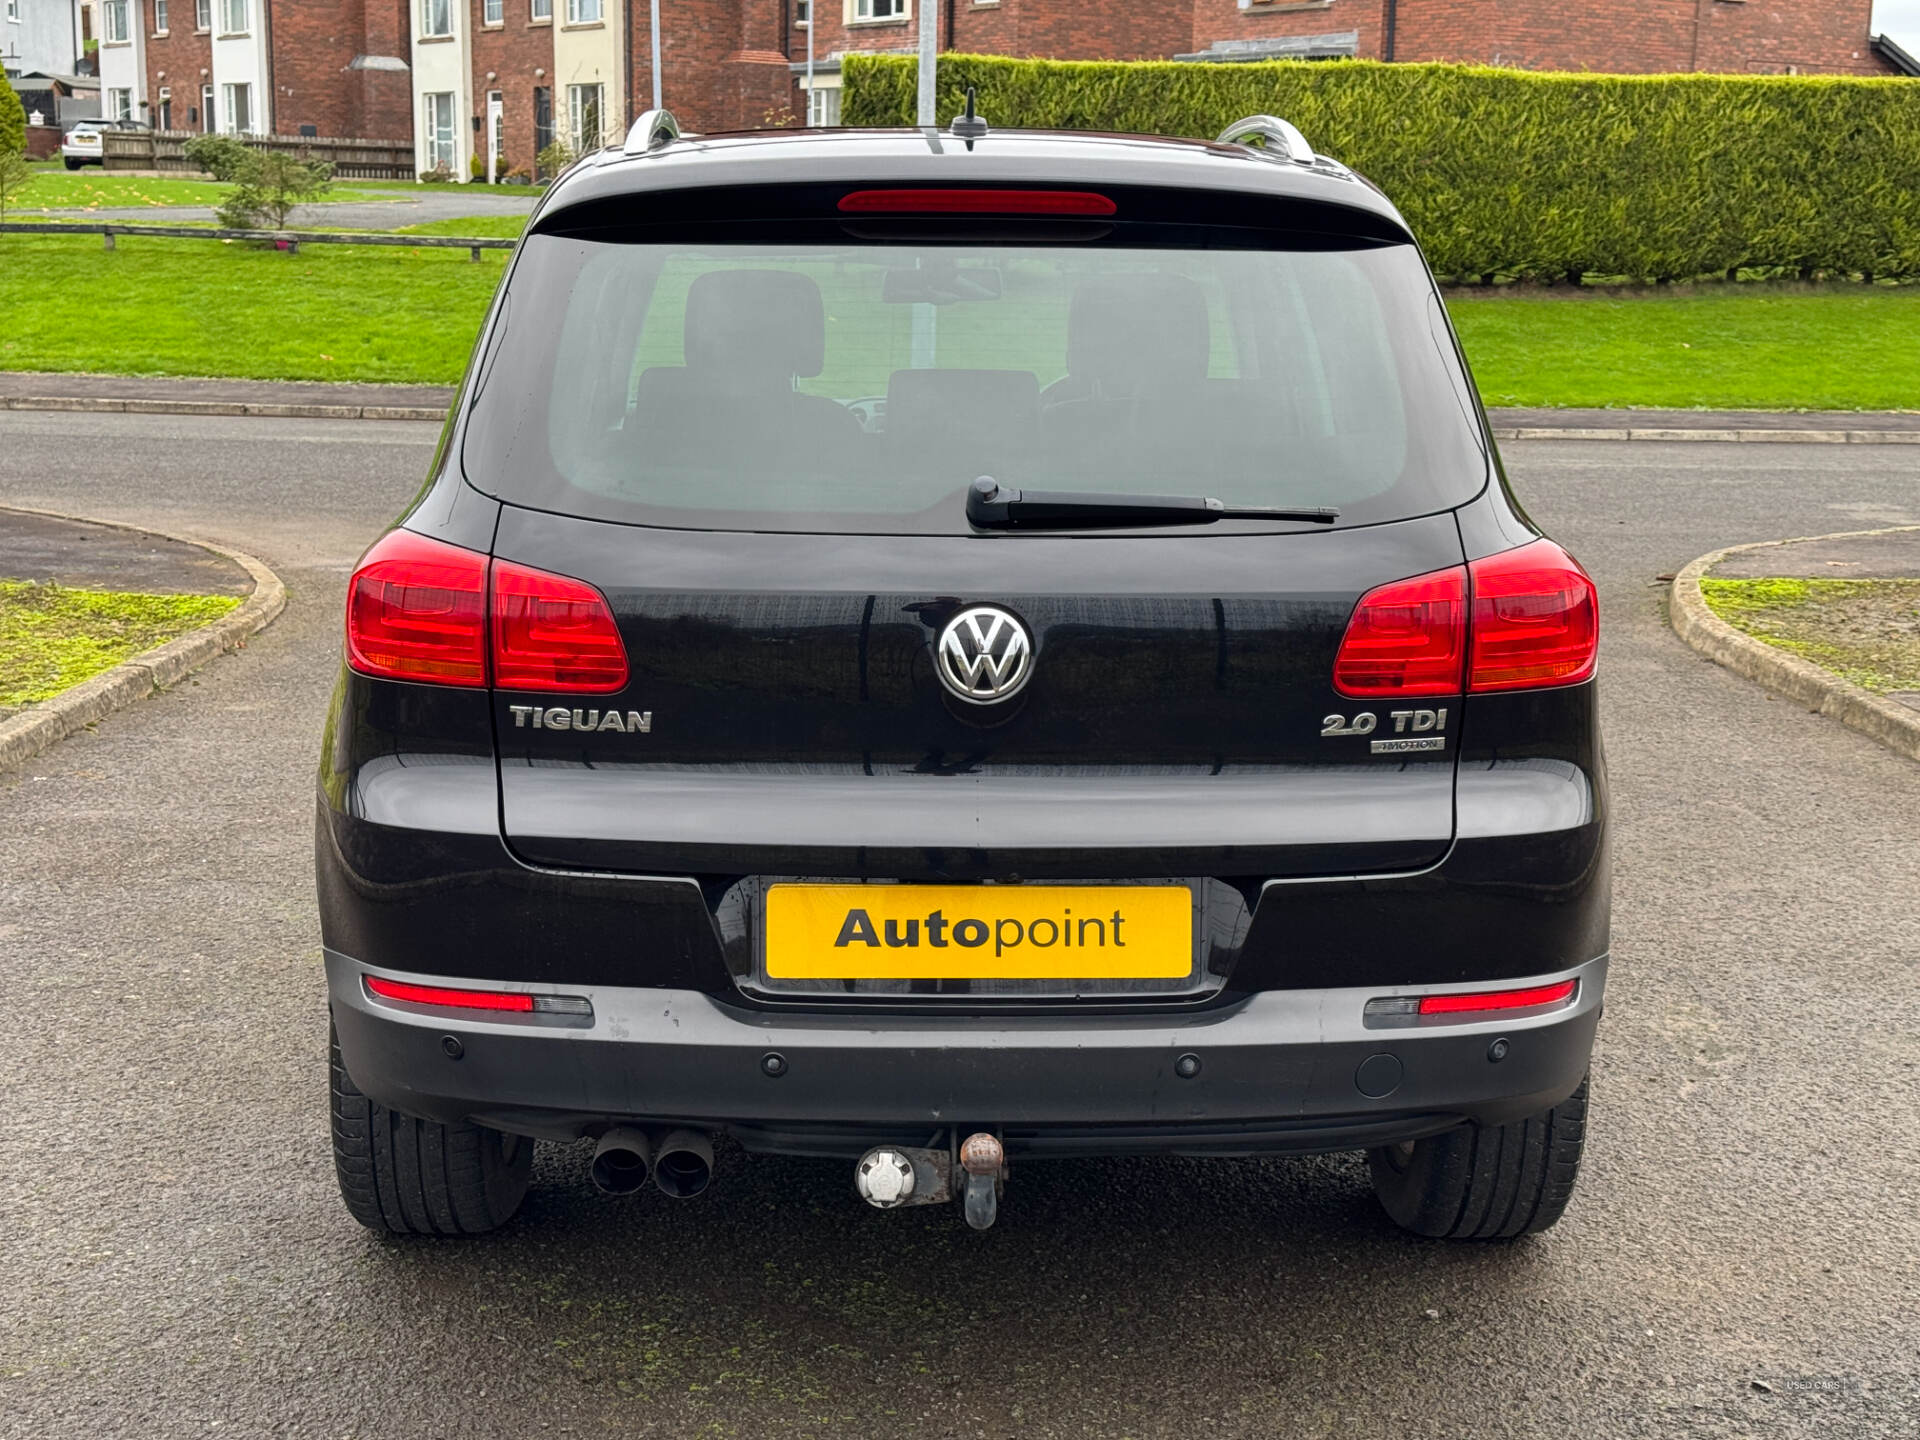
[459, 166, 1491, 997]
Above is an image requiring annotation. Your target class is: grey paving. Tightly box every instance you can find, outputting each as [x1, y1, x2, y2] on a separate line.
[1711, 529, 1920, 580]
[5, 372, 1918, 436]
[0, 508, 251, 594]
[0, 415, 1917, 1438]
[0, 370, 455, 411]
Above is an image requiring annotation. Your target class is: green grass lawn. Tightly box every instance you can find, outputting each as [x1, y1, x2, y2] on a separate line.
[1702, 577, 1920, 693]
[0, 581, 240, 707]
[2, 226, 1916, 406]
[393, 214, 529, 238]
[0, 233, 506, 383]
[6, 171, 423, 211]
[1447, 284, 1920, 411]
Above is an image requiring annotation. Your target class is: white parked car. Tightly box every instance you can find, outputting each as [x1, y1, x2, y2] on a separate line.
[61, 119, 150, 171]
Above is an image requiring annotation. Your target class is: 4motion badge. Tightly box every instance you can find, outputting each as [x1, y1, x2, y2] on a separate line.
[1322, 707, 1449, 754]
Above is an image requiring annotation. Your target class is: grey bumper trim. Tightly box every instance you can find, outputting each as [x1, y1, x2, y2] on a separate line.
[327, 952, 1605, 1150]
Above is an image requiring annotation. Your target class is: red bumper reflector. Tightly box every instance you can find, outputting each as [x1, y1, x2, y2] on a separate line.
[837, 188, 1117, 216]
[365, 976, 536, 1013]
[1417, 979, 1577, 1015]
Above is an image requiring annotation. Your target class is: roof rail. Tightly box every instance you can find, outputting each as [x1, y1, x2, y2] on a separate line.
[1215, 115, 1314, 166]
[623, 108, 682, 156]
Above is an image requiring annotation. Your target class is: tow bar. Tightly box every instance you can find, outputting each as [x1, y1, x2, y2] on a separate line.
[853, 1130, 1007, 1230]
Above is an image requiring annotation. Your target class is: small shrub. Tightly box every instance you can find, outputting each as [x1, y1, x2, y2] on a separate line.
[215, 150, 333, 229]
[182, 132, 253, 182]
[535, 139, 576, 180]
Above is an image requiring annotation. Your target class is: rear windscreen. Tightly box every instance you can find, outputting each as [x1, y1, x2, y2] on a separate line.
[461, 233, 1488, 533]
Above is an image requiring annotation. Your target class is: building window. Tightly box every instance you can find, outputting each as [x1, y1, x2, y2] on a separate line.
[5, 0, 17, 21]
[107, 86, 133, 119]
[567, 82, 602, 151]
[565, 0, 602, 21]
[219, 0, 247, 34]
[103, 0, 130, 42]
[806, 85, 839, 126]
[531, 0, 551, 18]
[154, 0, 167, 31]
[483, 0, 502, 22]
[195, 0, 210, 28]
[222, 82, 252, 132]
[424, 90, 456, 172]
[848, 0, 905, 19]
[420, 0, 451, 36]
[201, 82, 214, 130]
[794, 0, 808, 22]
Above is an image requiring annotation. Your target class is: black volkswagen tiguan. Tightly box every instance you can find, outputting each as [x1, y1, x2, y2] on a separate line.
[320, 108, 1606, 1240]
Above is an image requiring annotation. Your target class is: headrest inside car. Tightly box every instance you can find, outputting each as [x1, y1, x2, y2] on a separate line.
[683, 269, 827, 380]
[1066, 274, 1212, 392]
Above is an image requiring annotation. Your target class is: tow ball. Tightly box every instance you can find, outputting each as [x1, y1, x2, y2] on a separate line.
[958, 1132, 1006, 1231]
[853, 1131, 1008, 1230]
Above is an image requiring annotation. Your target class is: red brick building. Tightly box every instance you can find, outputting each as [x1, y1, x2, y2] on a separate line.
[272, 0, 414, 139]
[123, 0, 1900, 167]
[139, 0, 413, 139]
[1182, 0, 1898, 76]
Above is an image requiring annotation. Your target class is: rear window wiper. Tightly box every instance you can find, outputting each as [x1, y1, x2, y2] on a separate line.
[966, 478, 1339, 531]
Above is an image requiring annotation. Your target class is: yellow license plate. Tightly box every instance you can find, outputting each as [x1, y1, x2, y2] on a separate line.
[764, 884, 1193, 980]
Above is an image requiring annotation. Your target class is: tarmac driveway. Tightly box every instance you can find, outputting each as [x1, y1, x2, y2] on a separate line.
[0, 412, 1915, 1438]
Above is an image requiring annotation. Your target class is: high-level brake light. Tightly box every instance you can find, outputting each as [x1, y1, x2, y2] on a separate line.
[837, 188, 1118, 216]
[1333, 539, 1598, 698]
[344, 531, 628, 693]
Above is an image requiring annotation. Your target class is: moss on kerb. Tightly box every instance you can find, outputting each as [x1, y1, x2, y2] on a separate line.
[0, 581, 242, 706]
[1700, 576, 1920, 695]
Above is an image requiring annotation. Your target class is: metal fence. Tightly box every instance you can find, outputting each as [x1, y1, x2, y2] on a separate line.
[0, 222, 514, 262]
[102, 130, 417, 181]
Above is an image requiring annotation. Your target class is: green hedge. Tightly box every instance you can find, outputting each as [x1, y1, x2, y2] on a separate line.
[843, 54, 1920, 281]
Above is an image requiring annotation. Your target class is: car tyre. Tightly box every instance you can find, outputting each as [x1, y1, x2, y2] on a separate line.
[1367, 1073, 1588, 1240]
[329, 1020, 532, 1234]
[64, 157, 83, 170]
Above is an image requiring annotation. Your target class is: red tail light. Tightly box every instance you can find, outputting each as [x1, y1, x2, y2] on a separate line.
[837, 188, 1118, 216]
[1417, 979, 1577, 1015]
[1332, 566, 1468, 697]
[346, 532, 628, 693]
[345, 529, 488, 687]
[365, 975, 535, 1012]
[1466, 539, 1598, 693]
[491, 559, 628, 693]
[1333, 539, 1598, 699]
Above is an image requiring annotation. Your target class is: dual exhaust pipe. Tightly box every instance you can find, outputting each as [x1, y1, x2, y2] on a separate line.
[589, 1127, 714, 1199]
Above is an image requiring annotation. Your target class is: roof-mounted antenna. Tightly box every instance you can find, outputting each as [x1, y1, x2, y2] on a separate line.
[950, 86, 989, 143]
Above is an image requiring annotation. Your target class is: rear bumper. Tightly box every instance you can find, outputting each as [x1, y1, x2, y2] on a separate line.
[327, 950, 1605, 1157]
